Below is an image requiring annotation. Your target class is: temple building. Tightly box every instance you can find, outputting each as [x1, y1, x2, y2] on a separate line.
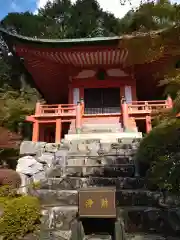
[0, 27, 178, 143]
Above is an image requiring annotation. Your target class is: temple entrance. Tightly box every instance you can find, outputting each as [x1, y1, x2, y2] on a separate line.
[84, 88, 120, 114]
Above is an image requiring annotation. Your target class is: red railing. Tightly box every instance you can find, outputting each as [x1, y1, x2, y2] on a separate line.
[127, 100, 168, 114]
[35, 103, 76, 116]
[35, 100, 171, 117]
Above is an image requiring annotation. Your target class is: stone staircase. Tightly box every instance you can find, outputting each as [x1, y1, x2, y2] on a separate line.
[18, 125, 180, 240]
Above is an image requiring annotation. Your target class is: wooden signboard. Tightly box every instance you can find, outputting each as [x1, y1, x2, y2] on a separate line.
[78, 187, 116, 218]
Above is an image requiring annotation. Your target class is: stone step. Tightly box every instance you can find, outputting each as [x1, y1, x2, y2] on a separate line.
[35, 229, 71, 240]
[46, 163, 135, 178]
[69, 124, 123, 134]
[34, 189, 161, 207]
[35, 189, 78, 206]
[63, 137, 141, 145]
[83, 235, 111, 240]
[68, 129, 123, 134]
[65, 132, 142, 141]
[126, 233, 179, 240]
[39, 177, 145, 190]
[66, 144, 138, 156]
[40, 205, 180, 239]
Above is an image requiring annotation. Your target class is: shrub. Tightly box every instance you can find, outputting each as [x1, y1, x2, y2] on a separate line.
[136, 118, 180, 192]
[136, 118, 180, 164]
[0, 169, 21, 189]
[0, 195, 41, 240]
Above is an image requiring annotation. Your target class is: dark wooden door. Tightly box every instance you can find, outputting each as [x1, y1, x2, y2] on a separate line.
[84, 88, 120, 114]
[84, 88, 103, 114]
[102, 88, 120, 113]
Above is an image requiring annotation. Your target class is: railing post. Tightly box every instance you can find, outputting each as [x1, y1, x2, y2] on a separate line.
[145, 115, 152, 133]
[145, 101, 149, 111]
[121, 97, 129, 131]
[80, 98, 84, 115]
[166, 95, 173, 108]
[76, 101, 82, 134]
[80, 98, 84, 127]
[35, 102, 41, 115]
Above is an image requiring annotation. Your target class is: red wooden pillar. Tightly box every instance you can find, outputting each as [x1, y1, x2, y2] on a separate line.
[121, 98, 129, 131]
[55, 119, 62, 143]
[166, 95, 173, 108]
[32, 120, 39, 142]
[145, 115, 152, 133]
[76, 101, 82, 133]
[35, 102, 41, 115]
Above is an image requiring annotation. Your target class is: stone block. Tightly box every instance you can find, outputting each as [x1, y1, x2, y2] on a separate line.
[84, 235, 112, 240]
[41, 230, 71, 240]
[116, 190, 161, 207]
[35, 189, 78, 206]
[18, 173, 32, 194]
[30, 230, 71, 240]
[66, 158, 84, 176]
[20, 141, 46, 156]
[38, 152, 55, 167]
[45, 143, 60, 153]
[41, 206, 78, 230]
[126, 234, 166, 240]
[40, 177, 83, 190]
[39, 177, 144, 190]
[33, 170, 46, 182]
[55, 150, 68, 165]
[100, 142, 111, 153]
[83, 157, 102, 176]
[16, 156, 44, 176]
[46, 166, 63, 178]
[87, 142, 100, 155]
[77, 142, 88, 153]
[103, 164, 135, 178]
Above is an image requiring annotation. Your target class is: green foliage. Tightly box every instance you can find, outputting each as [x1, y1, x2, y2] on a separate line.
[0, 185, 18, 198]
[159, 72, 180, 115]
[136, 118, 180, 193]
[136, 118, 180, 164]
[146, 153, 180, 193]
[0, 194, 41, 240]
[0, 148, 19, 170]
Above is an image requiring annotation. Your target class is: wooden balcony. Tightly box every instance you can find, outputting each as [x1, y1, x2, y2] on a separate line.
[127, 100, 169, 115]
[26, 97, 173, 143]
[31, 100, 170, 118]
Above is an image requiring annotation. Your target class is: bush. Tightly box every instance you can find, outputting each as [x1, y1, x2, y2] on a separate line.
[136, 118, 180, 192]
[0, 169, 21, 189]
[136, 118, 180, 164]
[0, 194, 41, 240]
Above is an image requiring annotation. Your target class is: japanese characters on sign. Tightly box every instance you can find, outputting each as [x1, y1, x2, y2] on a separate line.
[78, 187, 116, 218]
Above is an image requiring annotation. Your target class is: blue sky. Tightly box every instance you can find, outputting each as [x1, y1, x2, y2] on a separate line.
[0, 0, 180, 21]
[0, 0, 37, 20]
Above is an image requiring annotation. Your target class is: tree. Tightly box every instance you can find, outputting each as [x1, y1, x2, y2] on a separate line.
[119, 0, 180, 33]
[1, 12, 48, 38]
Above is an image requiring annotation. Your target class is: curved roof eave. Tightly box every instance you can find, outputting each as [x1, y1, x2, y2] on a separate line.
[0, 27, 121, 47]
[0, 25, 178, 48]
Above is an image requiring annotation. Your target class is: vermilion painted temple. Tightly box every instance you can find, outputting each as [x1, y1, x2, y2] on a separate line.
[0, 27, 175, 143]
